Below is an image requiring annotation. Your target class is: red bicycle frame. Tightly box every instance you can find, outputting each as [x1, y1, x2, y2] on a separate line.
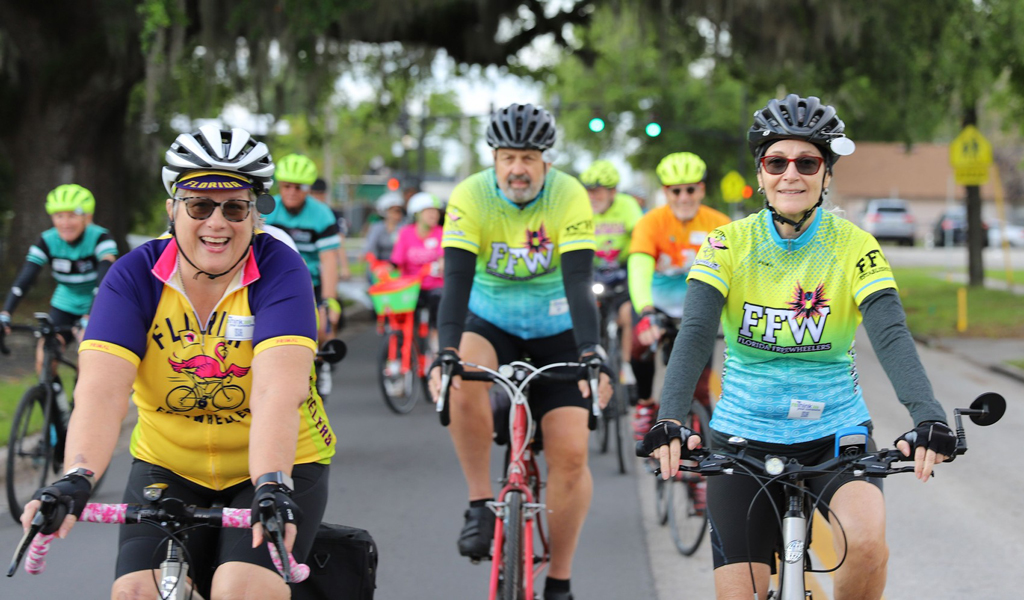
[488, 398, 550, 600]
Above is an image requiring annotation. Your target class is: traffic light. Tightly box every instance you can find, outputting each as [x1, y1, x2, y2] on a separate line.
[742, 185, 754, 199]
[387, 177, 400, 191]
[644, 122, 662, 137]
[588, 117, 606, 133]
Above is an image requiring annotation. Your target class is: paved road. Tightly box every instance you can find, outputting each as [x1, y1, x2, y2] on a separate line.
[3, 317, 1020, 599]
[1, 320, 655, 599]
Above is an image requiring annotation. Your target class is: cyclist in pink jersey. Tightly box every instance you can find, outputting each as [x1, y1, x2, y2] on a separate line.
[390, 192, 445, 352]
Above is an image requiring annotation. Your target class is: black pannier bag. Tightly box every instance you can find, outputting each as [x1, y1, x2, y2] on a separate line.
[290, 523, 378, 599]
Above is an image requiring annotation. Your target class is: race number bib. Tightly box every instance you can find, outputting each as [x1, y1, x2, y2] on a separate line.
[787, 399, 824, 420]
[225, 315, 255, 341]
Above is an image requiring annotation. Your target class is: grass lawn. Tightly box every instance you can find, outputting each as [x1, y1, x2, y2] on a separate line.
[0, 373, 43, 446]
[1007, 359, 1024, 370]
[894, 267, 1024, 338]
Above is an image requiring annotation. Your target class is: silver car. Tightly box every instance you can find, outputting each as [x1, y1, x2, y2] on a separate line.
[861, 198, 915, 246]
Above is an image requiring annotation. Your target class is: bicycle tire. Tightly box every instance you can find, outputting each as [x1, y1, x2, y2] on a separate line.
[7, 384, 54, 523]
[668, 401, 711, 555]
[377, 331, 421, 414]
[655, 473, 670, 526]
[500, 491, 525, 600]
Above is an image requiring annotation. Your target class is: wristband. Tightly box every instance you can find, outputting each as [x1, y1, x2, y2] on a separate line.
[255, 471, 294, 492]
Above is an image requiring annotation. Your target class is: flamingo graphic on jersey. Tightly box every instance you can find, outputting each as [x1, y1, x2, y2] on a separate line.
[165, 341, 249, 412]
[169, 342, 250, 379]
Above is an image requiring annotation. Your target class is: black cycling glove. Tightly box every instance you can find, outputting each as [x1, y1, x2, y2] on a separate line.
[577, 345, 614, 383]
[895, 421, 957, 456]
[251, 483, 303, 530]
[31, 473, 93, 534]
[429, 349, 464, 379]
[636, 420, 702, 458]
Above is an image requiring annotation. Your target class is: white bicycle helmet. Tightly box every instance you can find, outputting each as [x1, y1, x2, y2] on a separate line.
[162, 125, 275, 196]
[406, 192, 443, 216]
[375, 192, 405, 215]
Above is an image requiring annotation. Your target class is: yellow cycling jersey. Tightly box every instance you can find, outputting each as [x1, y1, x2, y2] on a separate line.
[594, 192, 643, 269]
[81, 234, 334, 489]
[442, 167, 595, 338]
[688, 208, 897, 443]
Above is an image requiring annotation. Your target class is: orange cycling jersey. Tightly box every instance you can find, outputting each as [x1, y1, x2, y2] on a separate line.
[630, 204, 730, 316]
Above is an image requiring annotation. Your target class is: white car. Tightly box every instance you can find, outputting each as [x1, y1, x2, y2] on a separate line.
[987, 221, 1024, 247]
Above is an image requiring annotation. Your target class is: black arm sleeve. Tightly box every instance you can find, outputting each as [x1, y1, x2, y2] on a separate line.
[859, 288, 948, 425]
[437, 247, 477, 351]
[3, 261, 44, 314]
[94, 257, 113, 293]
[560, 249, 601, 355]
[658, 280, 726, 423]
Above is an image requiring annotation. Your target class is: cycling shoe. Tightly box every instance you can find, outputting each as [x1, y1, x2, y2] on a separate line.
[458, 505, 496, 559]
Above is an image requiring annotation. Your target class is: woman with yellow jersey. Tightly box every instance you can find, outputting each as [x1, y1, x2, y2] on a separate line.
[639, 95, 953, 599]
[20, 126, 334, 600]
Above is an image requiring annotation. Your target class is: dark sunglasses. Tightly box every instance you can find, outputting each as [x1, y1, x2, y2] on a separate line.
[760, 155, 824, 176]
[668, 185, 700, 196]
[178, 197, 253, 222]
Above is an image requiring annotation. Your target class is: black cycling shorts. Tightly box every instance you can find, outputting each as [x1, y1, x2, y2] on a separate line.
[463, 313, 588, 422]
[49, 307, 80, 346]
[418, 288, 443, 329]
[706, 426, 882, 569]
[115, 460, 329, 592]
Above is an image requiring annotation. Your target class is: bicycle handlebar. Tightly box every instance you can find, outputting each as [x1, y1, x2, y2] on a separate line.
[636, 392, 1006, 481]
[7, 503, 308, 582]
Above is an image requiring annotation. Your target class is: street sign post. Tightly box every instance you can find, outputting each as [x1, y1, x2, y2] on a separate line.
[949, 125, 992, 186]
[720, 170, 745, 203]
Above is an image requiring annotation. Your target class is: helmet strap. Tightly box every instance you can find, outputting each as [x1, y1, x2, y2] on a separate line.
[765, 197, 822, 233]
[174, 225, 254, 281]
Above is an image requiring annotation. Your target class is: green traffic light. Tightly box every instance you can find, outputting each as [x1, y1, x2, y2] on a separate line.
[645, 122, 662, 137]
[588, 117, 606, 133]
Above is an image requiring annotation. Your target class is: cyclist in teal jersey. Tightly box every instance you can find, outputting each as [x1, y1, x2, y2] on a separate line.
[429, 104, 612, 600]
[640, 95, 954, 600]
[264, 154, 341, 336]
[2, 184, 118, 377]
[579, 160, 642, 380]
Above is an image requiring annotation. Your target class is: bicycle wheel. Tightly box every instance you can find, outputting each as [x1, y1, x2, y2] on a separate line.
[668, 401, 711, 555]
[499, 491, 525, 600]
[654, 468, 670, 526]
[377, 331, 421, 414]
[7, 384, 54, 523]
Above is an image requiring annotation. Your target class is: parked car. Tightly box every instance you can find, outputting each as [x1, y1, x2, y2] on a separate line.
[987, 220, 1024, 247]
[933, 206, 989, 247]
[861, 198, 915, 246]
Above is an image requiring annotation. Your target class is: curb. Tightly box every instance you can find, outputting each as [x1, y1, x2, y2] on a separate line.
[914, 335, 1024, 385]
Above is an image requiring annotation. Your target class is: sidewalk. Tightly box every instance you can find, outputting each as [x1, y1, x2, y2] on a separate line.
[916, 335, 1024, 384]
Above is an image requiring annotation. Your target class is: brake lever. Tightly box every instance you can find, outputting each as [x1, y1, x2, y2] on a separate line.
[258, 499, 293, 583]
[7, 494, 57, 577]
[587, 362, 601, 417]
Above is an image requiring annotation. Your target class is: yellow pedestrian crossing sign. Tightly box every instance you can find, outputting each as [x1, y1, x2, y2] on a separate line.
[950, 125, 992, 186]
[720, 170, 745, 203]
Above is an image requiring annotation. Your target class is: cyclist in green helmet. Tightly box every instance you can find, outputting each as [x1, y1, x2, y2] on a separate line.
[579, 160, 643, 382]
[263, 154, 342, 392]
[1, 183, 118, 393]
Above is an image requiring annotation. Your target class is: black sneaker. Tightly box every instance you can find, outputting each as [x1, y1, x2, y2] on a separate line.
[457, 505, 495, 559]
[544, 591, 574, 600]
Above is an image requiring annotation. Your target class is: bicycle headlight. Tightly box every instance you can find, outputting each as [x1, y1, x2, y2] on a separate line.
[592, 283, 605, 295]
[765, 456, 785, 476]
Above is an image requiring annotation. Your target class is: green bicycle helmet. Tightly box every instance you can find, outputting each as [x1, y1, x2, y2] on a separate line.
[46, 184, 95, 215]
[275, 153, 318, 186]
[580, 160, 620, 189]
[655, 152, 707, 186]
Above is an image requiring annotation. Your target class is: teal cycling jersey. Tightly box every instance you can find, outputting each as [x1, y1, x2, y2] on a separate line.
[442, 168, 596, 339]
[264, 196, 341, 286]
[24, 224, 118, 315]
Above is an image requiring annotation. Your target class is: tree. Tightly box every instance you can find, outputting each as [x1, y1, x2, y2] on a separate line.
[0, 0, 595, 274]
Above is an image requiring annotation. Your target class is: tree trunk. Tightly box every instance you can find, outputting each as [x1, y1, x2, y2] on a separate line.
[962, 105, 985, 287]
[0, 4, 144, 279]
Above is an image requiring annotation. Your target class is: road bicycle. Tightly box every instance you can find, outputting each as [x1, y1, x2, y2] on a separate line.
[436, 357, 603, 600]
[639, 392, 1006, 599]
[367, 257, 432, 414]
[7, 482, 309, 600]
[2, 313, 101, 523]
[592, 272, 630, 474]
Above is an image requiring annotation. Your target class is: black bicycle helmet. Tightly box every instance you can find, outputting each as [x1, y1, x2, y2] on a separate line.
[747, 94, 853, 168]
[486, 103, 557, 151]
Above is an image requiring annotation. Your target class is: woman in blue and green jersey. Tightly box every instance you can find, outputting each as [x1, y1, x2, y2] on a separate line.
[639, 95, 955, 600]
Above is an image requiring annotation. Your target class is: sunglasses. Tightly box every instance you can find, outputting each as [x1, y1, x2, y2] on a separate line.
[178, 197, 253, 222]
[760, 155, 825, 176]
[668, 185, 700, 196]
